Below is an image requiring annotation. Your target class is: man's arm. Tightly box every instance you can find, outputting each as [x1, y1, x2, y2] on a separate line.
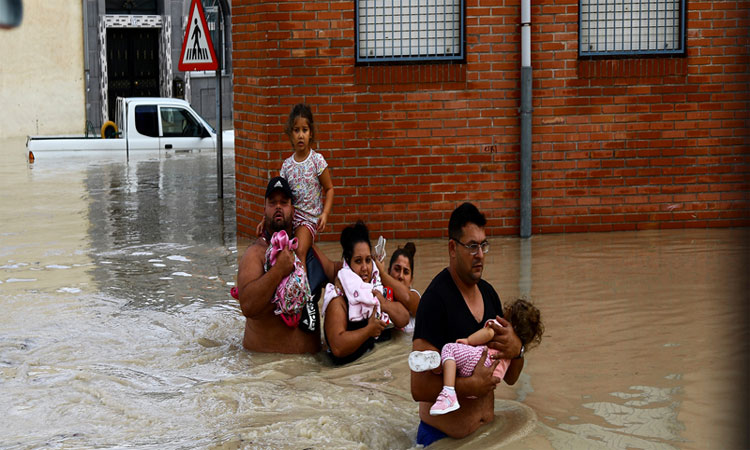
[236, 243, 295, 318]
[503, 357, 524, 385]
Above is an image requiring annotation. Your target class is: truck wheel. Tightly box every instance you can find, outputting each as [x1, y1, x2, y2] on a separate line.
[101, 121, 118, 139]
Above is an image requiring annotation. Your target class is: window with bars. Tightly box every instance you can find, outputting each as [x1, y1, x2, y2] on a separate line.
[579, 0, 685, 57]
[356, 0, 465, 63]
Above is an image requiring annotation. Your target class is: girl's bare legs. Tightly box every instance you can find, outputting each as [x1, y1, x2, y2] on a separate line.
[442, 359, 457, 387]
[430, 358, 460, 415]
[294, 225, 313, 274]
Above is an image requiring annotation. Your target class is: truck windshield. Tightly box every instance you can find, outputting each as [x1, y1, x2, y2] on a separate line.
[160, 107, 205, 138]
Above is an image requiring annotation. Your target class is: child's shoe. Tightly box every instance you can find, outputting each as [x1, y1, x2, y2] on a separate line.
[430, 387, 460, 416]
[408, 350, 441, 372]
[374, 235, 386, 263]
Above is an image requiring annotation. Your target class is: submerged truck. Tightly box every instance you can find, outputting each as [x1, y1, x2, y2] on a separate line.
[27, 97, 234, 159]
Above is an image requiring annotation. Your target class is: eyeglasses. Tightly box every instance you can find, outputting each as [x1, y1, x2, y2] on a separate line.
[452, 238, 490, 255]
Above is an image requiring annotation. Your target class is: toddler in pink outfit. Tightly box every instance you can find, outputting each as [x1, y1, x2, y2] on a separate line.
[409, 299, 544, 416]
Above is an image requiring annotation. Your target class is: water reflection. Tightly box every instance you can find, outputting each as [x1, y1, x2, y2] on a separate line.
[83, 153, 237, 310]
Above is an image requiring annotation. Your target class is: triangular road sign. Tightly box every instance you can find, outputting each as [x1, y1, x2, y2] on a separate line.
[178, 0, 218, 71]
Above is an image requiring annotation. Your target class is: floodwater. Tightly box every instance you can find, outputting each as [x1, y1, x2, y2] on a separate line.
[1, 137, 748, 449]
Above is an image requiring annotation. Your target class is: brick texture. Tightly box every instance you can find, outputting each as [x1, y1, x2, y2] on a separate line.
[232, 0, 750, 240]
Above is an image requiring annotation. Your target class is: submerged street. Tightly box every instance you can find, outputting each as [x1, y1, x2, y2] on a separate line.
[1, 138, 747, 449]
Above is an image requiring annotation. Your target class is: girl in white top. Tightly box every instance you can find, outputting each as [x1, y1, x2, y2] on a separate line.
[258, 104, 334, 273]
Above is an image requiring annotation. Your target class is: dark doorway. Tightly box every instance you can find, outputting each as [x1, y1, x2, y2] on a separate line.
[106, 28, 160, 121]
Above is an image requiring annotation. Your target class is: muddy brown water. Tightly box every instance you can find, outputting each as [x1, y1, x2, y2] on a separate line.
[1, 137, 748, 449]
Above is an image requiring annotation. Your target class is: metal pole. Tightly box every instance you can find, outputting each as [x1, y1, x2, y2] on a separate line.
[520, 0, 532, 238]
[519, 237, 532, 298]
[215, 1, 224, 199]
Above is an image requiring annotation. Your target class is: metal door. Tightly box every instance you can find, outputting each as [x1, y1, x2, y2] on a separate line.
[106, 28, 159, 120]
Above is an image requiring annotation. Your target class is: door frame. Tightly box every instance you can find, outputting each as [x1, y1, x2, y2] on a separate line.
[98, 14, 173, 124]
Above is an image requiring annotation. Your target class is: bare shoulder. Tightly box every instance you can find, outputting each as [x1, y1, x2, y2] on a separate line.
[324, 295, 347, 319]
[242, 238, 267, 257]
[238, 238, 268, 274]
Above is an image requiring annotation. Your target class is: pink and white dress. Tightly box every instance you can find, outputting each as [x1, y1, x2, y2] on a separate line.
[440, 319, 511, 378]
[280, 149, 328, 239]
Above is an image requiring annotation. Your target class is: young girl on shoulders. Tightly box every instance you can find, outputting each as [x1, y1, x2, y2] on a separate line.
[258, 104, 334, 273]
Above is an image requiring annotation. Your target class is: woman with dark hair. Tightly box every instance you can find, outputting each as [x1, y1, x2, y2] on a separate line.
[322, 221, 410, 364]
[383, 242, 421, 332]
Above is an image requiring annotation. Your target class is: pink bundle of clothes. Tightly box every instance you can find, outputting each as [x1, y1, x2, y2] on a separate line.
[322, 260, 390, 324]
[264, 230, 312, 327]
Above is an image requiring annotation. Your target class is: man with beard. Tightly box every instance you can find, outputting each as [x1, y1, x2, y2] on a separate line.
[235, 176, 336, 353]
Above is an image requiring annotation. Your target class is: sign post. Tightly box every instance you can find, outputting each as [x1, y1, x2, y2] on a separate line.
[179, 0, 223, 198]
[214, 3, 224, 199]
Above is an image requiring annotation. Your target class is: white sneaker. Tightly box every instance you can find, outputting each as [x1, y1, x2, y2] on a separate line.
[408, 350, 441, 372]
[374, 235, 386, 263]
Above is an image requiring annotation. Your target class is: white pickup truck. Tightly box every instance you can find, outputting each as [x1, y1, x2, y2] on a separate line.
[27, 97, 234, 158]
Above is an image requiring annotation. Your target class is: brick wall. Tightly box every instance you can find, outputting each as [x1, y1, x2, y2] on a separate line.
[232, 0, 749, 240]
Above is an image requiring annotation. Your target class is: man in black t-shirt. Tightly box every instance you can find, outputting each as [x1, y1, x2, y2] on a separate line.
[411, 203, 524, 446]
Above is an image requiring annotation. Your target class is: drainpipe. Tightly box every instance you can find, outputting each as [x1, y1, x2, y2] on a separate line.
[520, 0, 533, 238]
[82, 0, 89, 130]
[215, 0, 231, 200]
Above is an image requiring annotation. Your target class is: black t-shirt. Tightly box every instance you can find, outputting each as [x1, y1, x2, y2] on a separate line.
[413, 268, 504, 351]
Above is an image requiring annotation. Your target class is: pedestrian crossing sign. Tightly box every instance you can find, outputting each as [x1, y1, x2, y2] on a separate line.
[178, 0, 218, 71]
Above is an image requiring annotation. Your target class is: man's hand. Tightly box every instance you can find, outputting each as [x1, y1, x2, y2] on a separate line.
[273, 248, 296, 277]
[466, 348, 502, 396]
[486, 316, 522, 359]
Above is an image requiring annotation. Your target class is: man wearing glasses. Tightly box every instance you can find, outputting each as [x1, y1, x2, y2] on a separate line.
[410, 202, 524, 446]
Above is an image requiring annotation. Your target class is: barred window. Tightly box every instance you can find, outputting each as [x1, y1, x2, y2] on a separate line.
[579, 0, 685, 56]
[356, 0, 465, 63]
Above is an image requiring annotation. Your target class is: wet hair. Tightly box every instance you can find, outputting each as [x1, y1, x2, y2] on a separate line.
[448, 202, 487, 241]
[504, 299, 544, 350]
[340, 221, 371, 264]
[388, 242, 416, 274]
[284, 103, 315, 144]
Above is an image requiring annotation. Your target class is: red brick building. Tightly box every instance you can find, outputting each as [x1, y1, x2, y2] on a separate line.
[232, 0, 749, 240]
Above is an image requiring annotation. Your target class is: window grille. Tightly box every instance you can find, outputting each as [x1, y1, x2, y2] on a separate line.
[105, 0, 158, 15]
[356, 0, 465, 63]
[579, 0, 685, 56]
